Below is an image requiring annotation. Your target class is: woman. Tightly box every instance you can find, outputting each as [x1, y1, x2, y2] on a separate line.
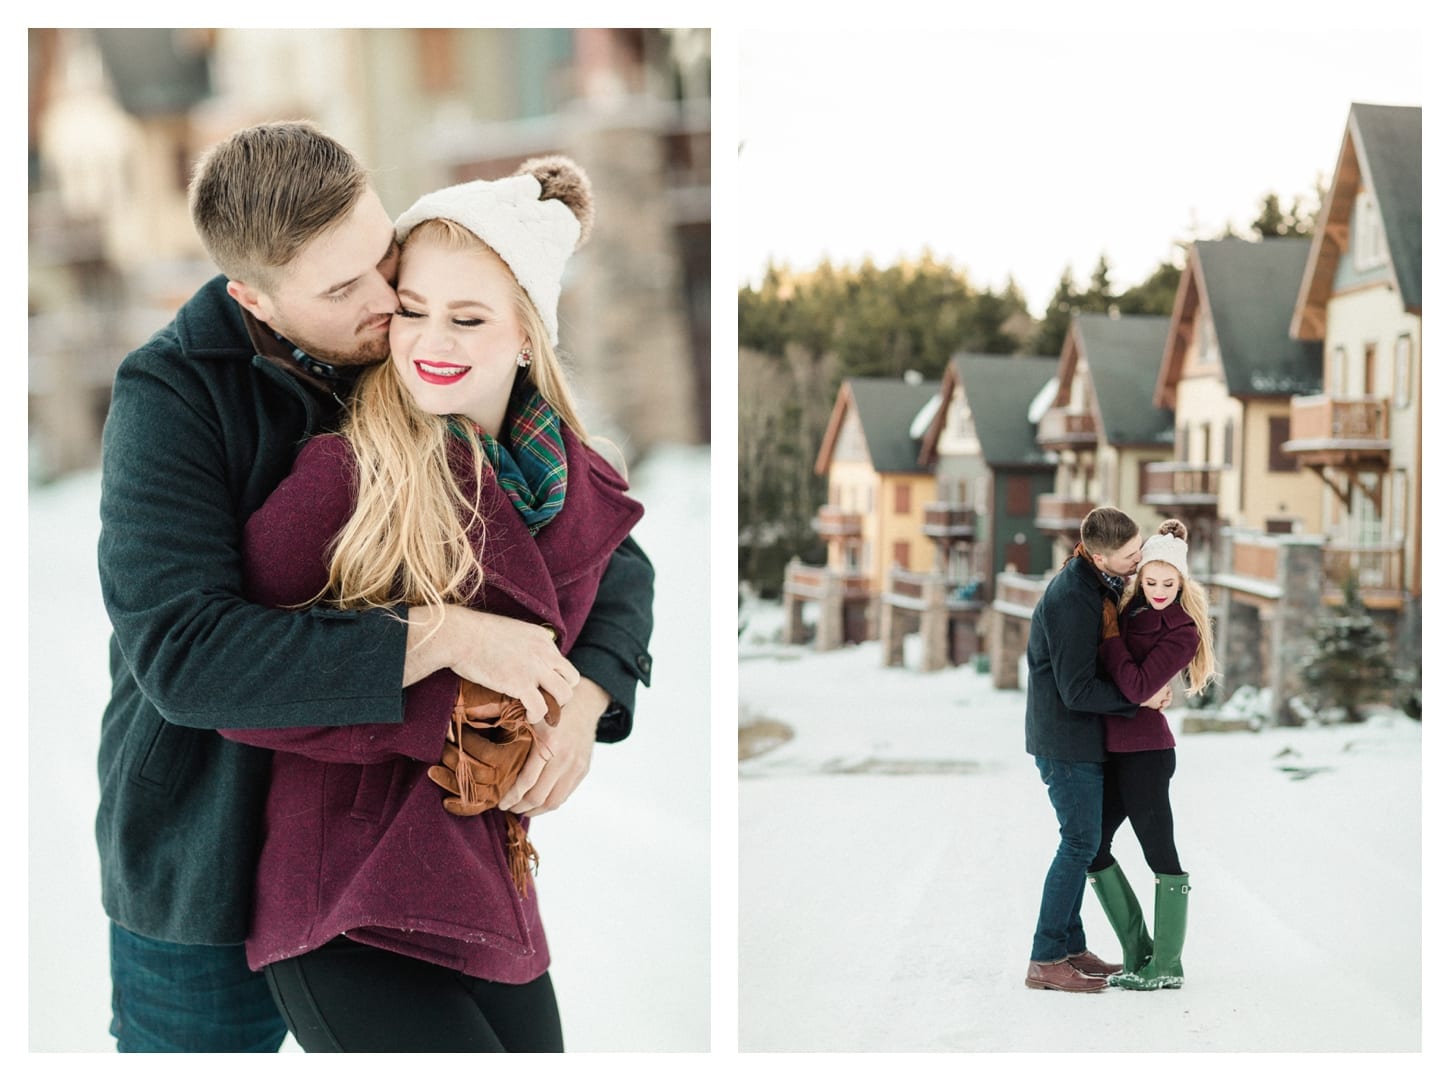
[220, 157, 644, 1050]
[1086, 518, 1214, 991]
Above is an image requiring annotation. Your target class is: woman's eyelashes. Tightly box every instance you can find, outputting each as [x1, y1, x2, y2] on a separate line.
[394, 307, 483, 327]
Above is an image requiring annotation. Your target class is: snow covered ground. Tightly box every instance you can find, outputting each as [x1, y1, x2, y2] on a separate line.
[739, 599, 1428, 1055]
[27, 445, 709, 1053]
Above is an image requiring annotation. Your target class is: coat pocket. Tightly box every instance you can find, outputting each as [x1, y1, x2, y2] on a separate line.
[131, 714, 199, 793]
[348, 759, 404, 824]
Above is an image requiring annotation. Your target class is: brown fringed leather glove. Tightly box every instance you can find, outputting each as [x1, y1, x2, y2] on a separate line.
[1101, 596, 1121, 640]
[426, 680, 561, 895]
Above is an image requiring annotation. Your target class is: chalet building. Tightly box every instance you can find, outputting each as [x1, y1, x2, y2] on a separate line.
[919, 353, 1059, 588]
[1035, 312, 1175, 563]
[916, 353, 1058, 678]
[982, 314, 1175, 689]
[1284, 101, 1421, 667]
[782, 377, 937, 651]
[1152, 236, 1325, 713]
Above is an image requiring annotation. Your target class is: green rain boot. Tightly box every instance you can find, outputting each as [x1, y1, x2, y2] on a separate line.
[1087, 861, 1153, 974]
[1111, 873, 1190, 990]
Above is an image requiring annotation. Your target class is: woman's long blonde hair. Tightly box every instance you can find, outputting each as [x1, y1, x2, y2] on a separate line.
[1118, 522, 1217, 697]
[320, 218, 588, 615]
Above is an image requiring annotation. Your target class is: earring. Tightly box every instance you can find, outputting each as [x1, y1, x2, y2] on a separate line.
[516, 345, 533, 369]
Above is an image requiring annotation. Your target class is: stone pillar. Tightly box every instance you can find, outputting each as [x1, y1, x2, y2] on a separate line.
[818, 572, 844, 652]
[921, 577, 948, 672]
[881, 594, 904, 667]
[1270, 536, 1325, 724]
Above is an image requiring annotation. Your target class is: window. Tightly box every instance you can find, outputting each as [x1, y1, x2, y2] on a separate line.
[1175, 423, 1188, 460]
[1331, 347, 1348, 395]
[1199, 422, 1212, 464]
[1006, 475, 1032, 516]
[1223, 416, 1235, 467]
[1353, 190, 1388, 271]
[893, 541, 910, 569]
[894, 483, 910, 515]
[1364, 342, 1377, 397]
[1267, 416, 1296, 472]
[1394, 335, 1414, 409]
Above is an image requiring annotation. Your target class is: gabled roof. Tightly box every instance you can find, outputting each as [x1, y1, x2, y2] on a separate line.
[815, 377, 937, 476]
[1292, 102, 1421, 338]
[1157, 239, 1322, 407]
[935, 353, 1058, 468]
[1061, 313, 1174, 447]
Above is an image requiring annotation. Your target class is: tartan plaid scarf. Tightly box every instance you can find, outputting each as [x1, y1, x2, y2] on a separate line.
[448, 387, 568, 534]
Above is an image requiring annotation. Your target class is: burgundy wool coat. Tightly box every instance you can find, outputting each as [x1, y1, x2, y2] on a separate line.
[220, 426, 643, 982]
[1097, 600, 1200, 754]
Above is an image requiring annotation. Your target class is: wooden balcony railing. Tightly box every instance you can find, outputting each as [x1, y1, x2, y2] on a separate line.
[1323, 543, 1404, 597]
[1037, 407, 1098, 450]
[1229, 534, 1279, 582]
[922, 501, 976, 539]
[811, 505, 863, 537]
[1142, 462, 1222, 505]
[1284, 396, 1391, 467]
[993, 570, 1048, 616]
[783, 561, 872, 601]
[1034, 494, 1095, 533]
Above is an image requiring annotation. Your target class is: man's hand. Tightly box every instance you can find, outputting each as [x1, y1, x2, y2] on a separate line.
[404, 605, 579, 724]
[498, 677, 610, 816]
[1141, 685, 1173, 710]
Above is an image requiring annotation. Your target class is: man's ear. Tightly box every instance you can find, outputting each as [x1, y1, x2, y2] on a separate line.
[226, 279, 275, 324]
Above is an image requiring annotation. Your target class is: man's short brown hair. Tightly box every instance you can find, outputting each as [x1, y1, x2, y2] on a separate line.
[1079, 505, 1140, 556]
[188, 121, 368, 292]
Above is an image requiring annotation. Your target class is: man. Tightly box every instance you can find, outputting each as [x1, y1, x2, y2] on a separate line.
[96, 122, 654, 1051]
[1022, 506, 1167, 993]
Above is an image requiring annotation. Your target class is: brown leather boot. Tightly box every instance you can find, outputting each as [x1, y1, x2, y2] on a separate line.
[1024, 958, 1108, 992]
[1067, 948, 1123, 976]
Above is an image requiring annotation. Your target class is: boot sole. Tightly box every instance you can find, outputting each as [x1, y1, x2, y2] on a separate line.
[1024, 978, 1107, 992]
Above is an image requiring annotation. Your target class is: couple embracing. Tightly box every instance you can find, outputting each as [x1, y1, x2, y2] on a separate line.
[1023, 506, 1216, 994]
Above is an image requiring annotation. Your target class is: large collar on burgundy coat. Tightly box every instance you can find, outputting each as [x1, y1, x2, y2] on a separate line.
[457, 425, 643, 653]
[1122, 597, 1195, 636]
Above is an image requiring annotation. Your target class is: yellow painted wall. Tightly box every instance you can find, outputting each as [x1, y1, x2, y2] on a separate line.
[1240, 400, 1323, 532]
[1323, 285, 1421, 593]
[869, 473, 938, 587]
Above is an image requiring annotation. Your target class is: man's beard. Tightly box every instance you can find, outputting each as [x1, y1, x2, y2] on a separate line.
[287, 321, 391, 367]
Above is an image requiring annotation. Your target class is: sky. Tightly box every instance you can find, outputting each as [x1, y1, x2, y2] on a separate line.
[737, 27, 1425, 315]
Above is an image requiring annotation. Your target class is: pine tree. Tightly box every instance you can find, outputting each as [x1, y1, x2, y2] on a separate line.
[1302, 574, 1397, 723]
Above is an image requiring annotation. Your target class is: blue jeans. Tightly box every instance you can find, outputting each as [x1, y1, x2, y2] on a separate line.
[109, 922, 288, 1052]
[1030, 757, 1104, 962]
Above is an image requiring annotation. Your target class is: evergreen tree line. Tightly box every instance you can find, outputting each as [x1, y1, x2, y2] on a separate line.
[737, 192, 1318, 596]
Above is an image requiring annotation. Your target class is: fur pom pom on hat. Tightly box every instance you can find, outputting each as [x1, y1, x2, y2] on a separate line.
[1137, 519, 1190, 578]
[393, 156, 593, 344]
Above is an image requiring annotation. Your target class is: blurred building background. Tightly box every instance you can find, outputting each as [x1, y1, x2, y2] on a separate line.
[28, 27, 711, 482]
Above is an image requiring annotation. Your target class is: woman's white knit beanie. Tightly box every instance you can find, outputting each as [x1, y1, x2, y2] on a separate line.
[1138, 519, 1190, 578]
[393, 156, 593, 345]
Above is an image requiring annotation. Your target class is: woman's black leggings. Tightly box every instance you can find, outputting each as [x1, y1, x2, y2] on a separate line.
[263, 937, 563, 1052]
[1087, 748, 1183, 876]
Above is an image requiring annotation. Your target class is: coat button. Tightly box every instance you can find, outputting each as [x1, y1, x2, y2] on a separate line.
[638, 655, 651, 672]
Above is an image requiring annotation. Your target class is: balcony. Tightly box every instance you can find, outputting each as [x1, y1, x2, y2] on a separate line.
[1282, 395, 1392, 469]
[1142, 462, 1223, 508]
[811, 505, 863, 538]
[922, 501, 977, 540]
[1034, 494, 1095, 536]
[1323, 543, 1405, 608]
[782, 561, 872, 602]
[1036, 407, 1098, 452]
[992, 570, 1048, 618]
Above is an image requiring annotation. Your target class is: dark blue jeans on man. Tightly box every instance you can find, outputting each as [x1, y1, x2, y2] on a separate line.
[109, 922, 288, 1052]
[1030, 757, 1104, 962]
